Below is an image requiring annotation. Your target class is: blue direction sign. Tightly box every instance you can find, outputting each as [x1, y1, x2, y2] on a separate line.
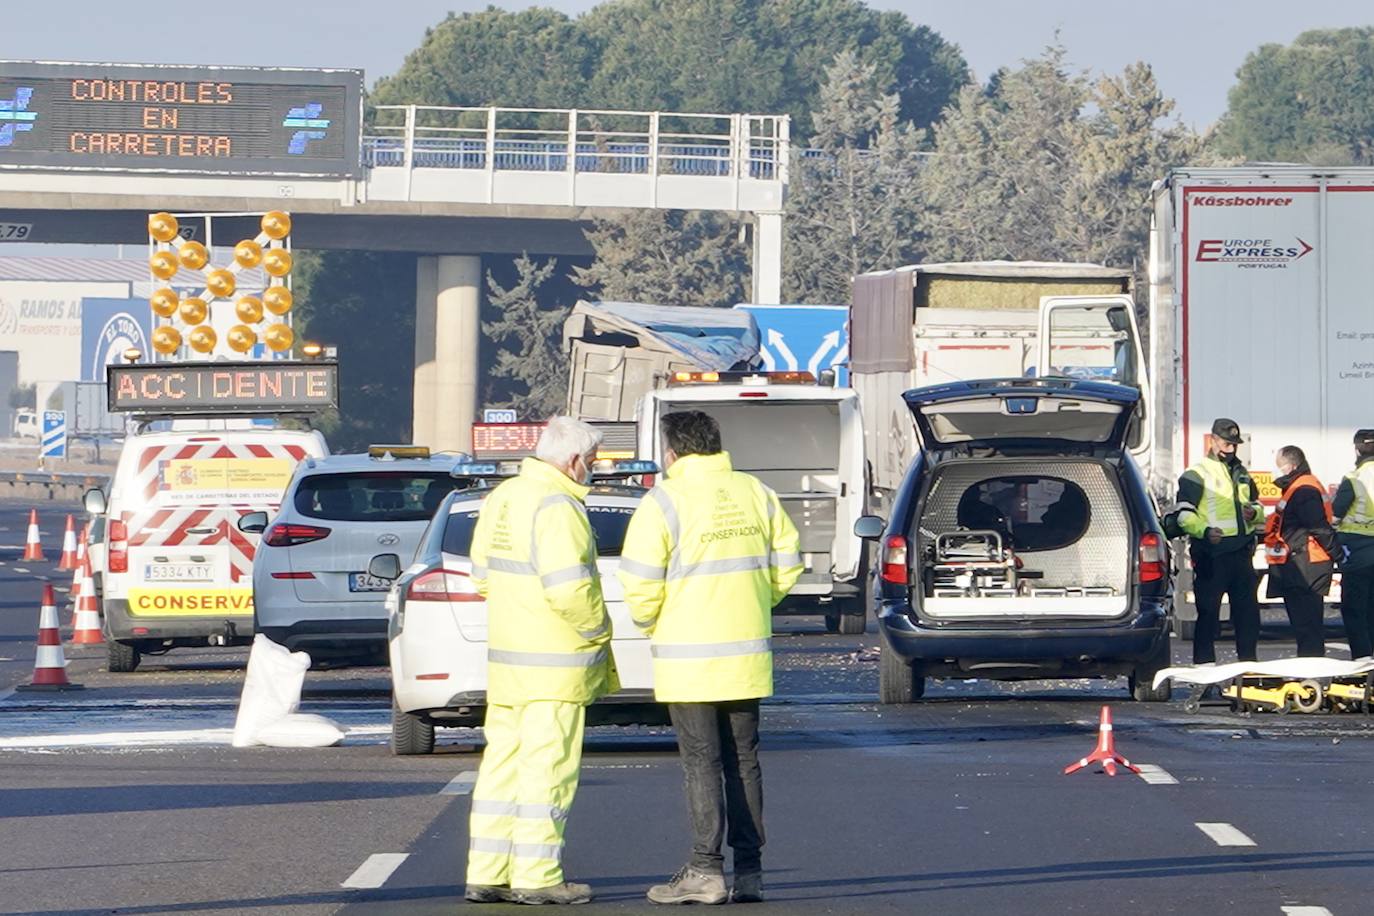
[40, 410, 66, 459]
[734, 304, 849, 384]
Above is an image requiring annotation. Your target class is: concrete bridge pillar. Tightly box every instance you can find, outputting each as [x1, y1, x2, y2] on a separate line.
[413, 254, 481, 454]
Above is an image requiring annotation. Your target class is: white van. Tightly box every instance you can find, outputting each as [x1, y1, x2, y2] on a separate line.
[12, 409, 38, 440]
[85, 424, 328, 671]
[637, 372, 869, 633]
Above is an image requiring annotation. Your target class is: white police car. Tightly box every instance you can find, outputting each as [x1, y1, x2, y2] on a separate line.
[241, 446, 471, 663]
[371, 459, 661, 754]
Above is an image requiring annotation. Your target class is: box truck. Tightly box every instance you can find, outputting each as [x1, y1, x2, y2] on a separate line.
[849, 261, 1144, 510]
[1149, 166, 1374, 630]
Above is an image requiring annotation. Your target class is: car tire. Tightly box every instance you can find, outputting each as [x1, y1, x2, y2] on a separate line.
[1129, 634, 1173, 702]
[879, 642, 924, 704]
[107, 639, 140, 673]
[391, 698, 435, 756]
[823, 613, 841, 634]
[1178, 618, 1196, 641]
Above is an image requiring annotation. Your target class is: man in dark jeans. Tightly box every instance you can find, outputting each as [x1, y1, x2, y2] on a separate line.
[1175, 418, 1265, 664]
[619, 411, 802, 904]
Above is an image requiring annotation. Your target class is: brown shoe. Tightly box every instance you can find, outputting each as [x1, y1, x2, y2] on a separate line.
[647, 866, 728, 905]
[512, 881, 593, 905]
[465, 883, 513, 903]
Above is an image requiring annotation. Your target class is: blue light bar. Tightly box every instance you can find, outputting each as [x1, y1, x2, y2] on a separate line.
[451, 461, 501, 478]
[592, 459, 660, 478]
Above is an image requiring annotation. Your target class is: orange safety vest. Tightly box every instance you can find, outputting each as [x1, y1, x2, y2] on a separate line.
[1264, 473, 1333, 566]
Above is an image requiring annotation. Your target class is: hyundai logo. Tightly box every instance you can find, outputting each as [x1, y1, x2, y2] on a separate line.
[377, 533, 400, 546]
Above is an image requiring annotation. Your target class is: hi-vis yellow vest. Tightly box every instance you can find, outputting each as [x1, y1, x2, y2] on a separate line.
[1178, 456, 1263, 540]
[470, 457, 616, 706]
[617, 452, 803, 703]
[1338, 462, 1374, 536]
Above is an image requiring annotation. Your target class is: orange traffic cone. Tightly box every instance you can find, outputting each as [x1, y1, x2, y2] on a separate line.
[1063, 705, 1139, 777]
[56, 514, 78, 570]
[66, 527, 87, 620]
[70, 554, 103, 646]
[21, 509, 45, 562]
[15, 583, 82, 692]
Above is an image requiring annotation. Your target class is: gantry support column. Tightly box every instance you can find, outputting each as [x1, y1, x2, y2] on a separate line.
[413, 255, 481, 453]
[753, 211, 783, 304]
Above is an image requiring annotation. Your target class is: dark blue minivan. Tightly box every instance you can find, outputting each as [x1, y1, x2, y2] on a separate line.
[856, 378, 1173, 703]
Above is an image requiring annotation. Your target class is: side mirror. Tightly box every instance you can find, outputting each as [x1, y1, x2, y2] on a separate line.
[854, 515, 886, 541]
[369, 553, 402, 581]
[238, 511, 269, 534]
[83, 488, 107, 516]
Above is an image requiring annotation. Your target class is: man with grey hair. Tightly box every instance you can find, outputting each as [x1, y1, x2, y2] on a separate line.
[465, 416, 618, 906]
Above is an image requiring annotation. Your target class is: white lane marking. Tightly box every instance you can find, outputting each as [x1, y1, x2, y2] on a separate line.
[12, 567, 29, 573]
[1282, 907, 1334, 915]
[0, 723, 389, 750]
[1196, 822, 1257, 847]
[342, 853, 409, 889]
[441, 771, 478, 795]
[1136, 764, 1179, 785]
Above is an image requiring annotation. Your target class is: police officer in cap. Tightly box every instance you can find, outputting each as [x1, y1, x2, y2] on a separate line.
[1334, 429, 1374, 658]
[1175, 418, 1266, 664]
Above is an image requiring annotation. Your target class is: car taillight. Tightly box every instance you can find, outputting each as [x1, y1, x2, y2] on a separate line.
[1139, 532, 1165, 583]
[880, 534, 909, 585]
[263, 523, 331, 547]
[108, 519, 128, 573]
[407, 568, 481, 602]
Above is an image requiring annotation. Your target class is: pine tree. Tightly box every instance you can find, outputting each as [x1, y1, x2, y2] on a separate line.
[483, 255, 569, 418]
[572, 209, 750, 307]
[784, 50, 926, 303]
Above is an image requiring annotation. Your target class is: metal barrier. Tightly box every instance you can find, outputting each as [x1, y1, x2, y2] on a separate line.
[364, 106, 788, 181]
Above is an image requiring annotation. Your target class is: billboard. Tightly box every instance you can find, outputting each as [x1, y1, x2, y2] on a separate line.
[0, 280, 132, 383]
[0, 61, 362, 177]
[81, 297, 152, 382]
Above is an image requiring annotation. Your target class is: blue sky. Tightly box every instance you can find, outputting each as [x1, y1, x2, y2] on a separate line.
[3, 0, 1369, 129]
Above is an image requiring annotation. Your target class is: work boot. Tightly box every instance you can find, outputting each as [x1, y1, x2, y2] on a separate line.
[511, 881, 593, 905]
[465, 884, 512, 903]
[647, 866, 728, 905]
[731, 871, 764, 903]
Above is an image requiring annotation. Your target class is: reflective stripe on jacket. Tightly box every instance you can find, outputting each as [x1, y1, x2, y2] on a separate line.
[470, 457, 616, 706]
[617, 451, 803, 703]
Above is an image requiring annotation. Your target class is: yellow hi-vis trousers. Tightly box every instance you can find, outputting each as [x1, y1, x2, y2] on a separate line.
[466, 700, 586, 890]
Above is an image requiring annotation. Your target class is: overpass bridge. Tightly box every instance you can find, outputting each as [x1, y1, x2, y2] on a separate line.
[0, 94, 789, 450]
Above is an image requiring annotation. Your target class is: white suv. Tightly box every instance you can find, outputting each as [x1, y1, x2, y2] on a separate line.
[373, 460, 660, 755]
[12, 409, 38, 440]
[243, 447, 471, 663]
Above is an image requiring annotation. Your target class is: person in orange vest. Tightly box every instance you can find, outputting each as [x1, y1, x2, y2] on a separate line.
[1265, 445, 1338, 657]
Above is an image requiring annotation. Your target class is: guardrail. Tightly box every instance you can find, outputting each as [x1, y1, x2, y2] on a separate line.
[364, 106, 789, 181]
[0, 470, 108, 502]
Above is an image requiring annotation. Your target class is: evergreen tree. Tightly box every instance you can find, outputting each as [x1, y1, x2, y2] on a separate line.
[484, 254, 569, 417]
[573, 209, 750, 306]
[784, 51, 926, 303]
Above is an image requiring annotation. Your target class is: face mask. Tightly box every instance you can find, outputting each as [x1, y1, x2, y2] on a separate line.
[576, 454, 594, 485]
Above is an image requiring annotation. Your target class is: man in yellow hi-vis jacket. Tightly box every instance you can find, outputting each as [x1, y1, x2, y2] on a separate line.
[464, 417, 617, 906]
[619, 410, 802, 905]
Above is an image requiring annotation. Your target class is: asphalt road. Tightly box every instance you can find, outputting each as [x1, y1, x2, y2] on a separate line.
[2, 498, 1372, 915]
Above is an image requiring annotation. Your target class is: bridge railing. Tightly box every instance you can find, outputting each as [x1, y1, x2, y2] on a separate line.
[365, 106, 789, 182]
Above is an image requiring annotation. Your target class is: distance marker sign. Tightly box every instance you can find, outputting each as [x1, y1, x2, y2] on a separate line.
[107, 361, 338, 415]
[0, 61, 362, 176]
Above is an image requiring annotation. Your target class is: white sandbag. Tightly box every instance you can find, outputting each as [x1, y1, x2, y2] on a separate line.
[232, 634, 311, 747]
[254, 712, 346, 748]
[1154, 656, 1374, 689]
